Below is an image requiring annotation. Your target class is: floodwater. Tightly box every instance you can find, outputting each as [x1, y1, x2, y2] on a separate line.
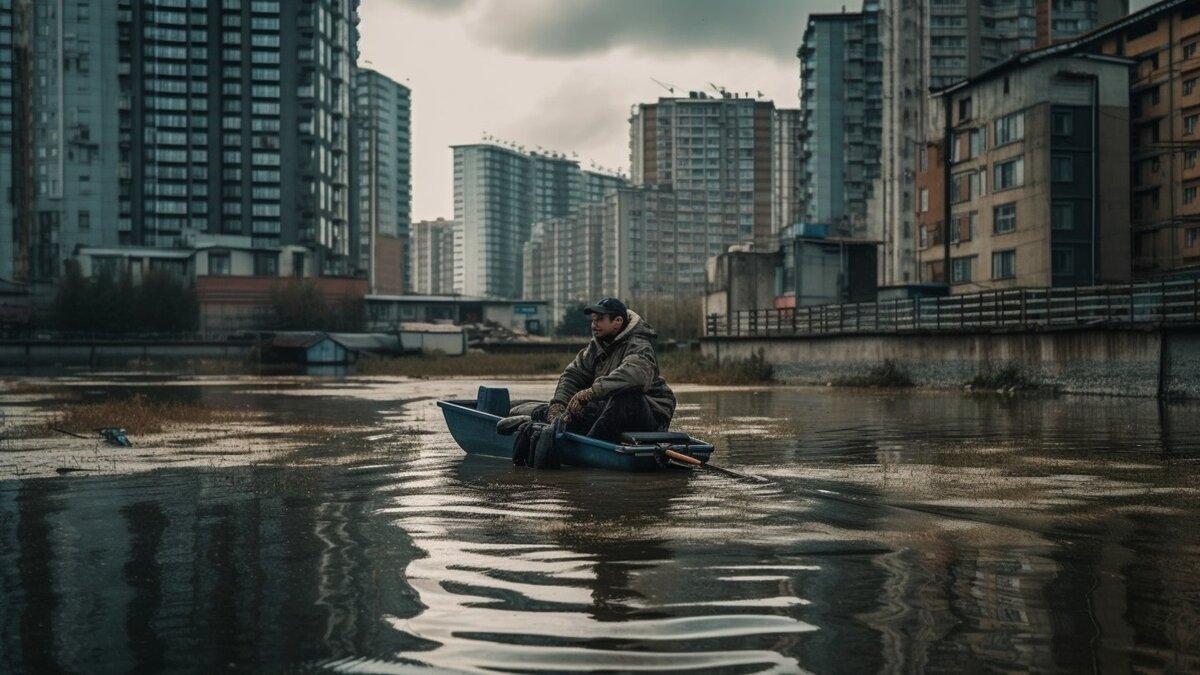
[2, 377, 1199, 674]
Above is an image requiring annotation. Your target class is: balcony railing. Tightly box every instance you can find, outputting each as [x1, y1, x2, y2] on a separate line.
[707, 278, 1200, 337]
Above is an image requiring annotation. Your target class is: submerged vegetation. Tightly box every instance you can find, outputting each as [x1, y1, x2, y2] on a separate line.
[34, 394, 254, 437]
[833, 360, 914, 388]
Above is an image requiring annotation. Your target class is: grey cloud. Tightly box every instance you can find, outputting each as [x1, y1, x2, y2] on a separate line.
[385, 0, 477, 14]
[502, 79, 631, 154]
[469, 0, 847, 61]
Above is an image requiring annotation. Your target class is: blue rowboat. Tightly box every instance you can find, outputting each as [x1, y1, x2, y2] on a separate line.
[436, 391, 714, 472]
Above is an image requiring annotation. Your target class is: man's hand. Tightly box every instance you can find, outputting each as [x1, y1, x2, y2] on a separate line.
[546, 402, 566, 422]
[567, 388, 595, 418]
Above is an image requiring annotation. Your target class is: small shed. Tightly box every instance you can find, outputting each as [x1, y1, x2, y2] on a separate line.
[397, 322, 468, 356]
[265, 332, 351, 364]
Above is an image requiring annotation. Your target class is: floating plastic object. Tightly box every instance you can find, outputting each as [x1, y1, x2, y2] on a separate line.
[97, 427, 132, 447]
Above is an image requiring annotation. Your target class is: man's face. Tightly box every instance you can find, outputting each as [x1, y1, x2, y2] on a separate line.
[590, 313, 623, 340]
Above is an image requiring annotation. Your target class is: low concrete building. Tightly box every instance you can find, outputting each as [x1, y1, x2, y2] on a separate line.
[705, 235, 879, 317]
[364, 295, 549, 335]
[704, 249, 781, 319]
[780, 236, 879, 308]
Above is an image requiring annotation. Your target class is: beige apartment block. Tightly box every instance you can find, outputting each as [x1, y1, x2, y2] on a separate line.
[918, 53, 1131, 292]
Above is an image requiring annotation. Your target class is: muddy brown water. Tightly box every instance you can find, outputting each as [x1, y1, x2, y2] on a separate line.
[1, 377, 1198, 673]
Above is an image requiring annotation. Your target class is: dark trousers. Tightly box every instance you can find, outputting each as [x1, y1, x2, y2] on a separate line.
[565, 391, 669, 442]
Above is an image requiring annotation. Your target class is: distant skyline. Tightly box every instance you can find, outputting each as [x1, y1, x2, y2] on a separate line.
[359, 0, 1158, 223]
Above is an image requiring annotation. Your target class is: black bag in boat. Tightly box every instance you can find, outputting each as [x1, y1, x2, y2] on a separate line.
[531, 417, 564, 469]
[512, 420, 541, 467]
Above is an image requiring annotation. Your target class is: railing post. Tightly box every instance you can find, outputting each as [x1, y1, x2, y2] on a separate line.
[1130, 282, 1135, 323]
[1020, 289, 1026, 327]
[1074, 287, 1079, 327]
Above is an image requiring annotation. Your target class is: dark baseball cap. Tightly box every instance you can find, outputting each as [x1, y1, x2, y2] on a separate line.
[583, 297, 627, 318]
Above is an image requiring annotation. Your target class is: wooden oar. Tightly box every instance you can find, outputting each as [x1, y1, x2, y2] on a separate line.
[662, 448, 769, 482]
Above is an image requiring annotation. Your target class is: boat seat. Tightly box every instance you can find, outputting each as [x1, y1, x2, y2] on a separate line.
[619, 431, 693, 445]
[476, 386, 511, 417]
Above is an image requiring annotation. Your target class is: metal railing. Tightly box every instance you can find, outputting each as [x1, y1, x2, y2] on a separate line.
[707, 278, 1200, 337]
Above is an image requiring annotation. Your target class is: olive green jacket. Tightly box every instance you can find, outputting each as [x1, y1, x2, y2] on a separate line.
[551, 310, 676, 422]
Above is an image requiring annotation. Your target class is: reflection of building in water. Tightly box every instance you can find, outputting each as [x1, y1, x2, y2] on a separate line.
[0, 469, 416, 672]
[857, 513, 1060, 671]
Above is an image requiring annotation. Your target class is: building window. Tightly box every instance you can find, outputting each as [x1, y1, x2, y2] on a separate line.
[993, 157, 1024, 191]
[992, 249, 1016, 279]
[78, 210, 90, 230]
[1051, 202, 1074, 231]
[994, 203, 1017, 234]
[994, 112, 1024, 146]
[958, 97, 972, 122]
[1186, 78, 1198, 96]
[951, 256, 973, 283]
[253, 252, 278, 276]
[919, 188, 929, 213]
[951, 211, 977, 244]
[1187, 227, 1200, 247]
[1052, 110, 1073, 136]
[1052, 248, 1075, 277]
[1187, 114, 1199, 135]
[1188, 150, 1199, 169]
[1051, 156, 1074, 182]
[209, 252, 231, 276]
[1186, 42, 1199, 60]
[969, 127, 986, 157]
[1186, 186, 1198, 204]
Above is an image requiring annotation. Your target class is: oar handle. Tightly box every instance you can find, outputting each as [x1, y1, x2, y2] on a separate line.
[663, 448, 701, 465]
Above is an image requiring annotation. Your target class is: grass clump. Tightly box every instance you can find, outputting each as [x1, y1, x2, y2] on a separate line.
[833, 360, 914, 388]
[355, 351, 568, 378]
[39, 394, 254, 437]
[659, 349, 773, 385]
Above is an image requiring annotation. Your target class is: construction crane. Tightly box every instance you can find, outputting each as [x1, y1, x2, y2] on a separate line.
[650, 77, 679, 95]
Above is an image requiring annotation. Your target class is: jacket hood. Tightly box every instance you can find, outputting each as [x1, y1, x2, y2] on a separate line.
[596, 309, 655, 348]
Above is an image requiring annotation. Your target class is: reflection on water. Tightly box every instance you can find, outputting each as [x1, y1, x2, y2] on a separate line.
[1, 386, 1199, 673]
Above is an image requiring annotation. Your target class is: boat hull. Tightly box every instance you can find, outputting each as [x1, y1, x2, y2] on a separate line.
[436, 399, 714, 472]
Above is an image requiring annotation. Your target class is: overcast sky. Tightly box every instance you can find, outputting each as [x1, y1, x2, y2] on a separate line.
[359, 0, 1160, 222]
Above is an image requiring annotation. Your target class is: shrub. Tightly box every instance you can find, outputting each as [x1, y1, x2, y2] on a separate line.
[833, 360, 914, 388]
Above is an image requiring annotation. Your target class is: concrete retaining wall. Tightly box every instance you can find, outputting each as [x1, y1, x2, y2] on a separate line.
[702, 327, 1200, 398]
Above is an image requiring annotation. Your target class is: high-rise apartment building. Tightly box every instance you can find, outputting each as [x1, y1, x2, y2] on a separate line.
[452, 144, 625, 299]
[117, 0, 360, 278]
[798, 10, 882, 236]
[873, 0, 927, 286]
[0, 0, 121, 283]
[523, 200, 615, 325]
[352, 68, 410, 293]
[928, 0, 1128, 90]
[630, 93, 775, 247]
[772, 108, 804, 233]
[410, 217, 454, 295]
[0, 0, 362, 285]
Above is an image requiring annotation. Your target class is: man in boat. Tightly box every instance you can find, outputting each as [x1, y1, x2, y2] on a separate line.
[545, 297, 676, 441]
